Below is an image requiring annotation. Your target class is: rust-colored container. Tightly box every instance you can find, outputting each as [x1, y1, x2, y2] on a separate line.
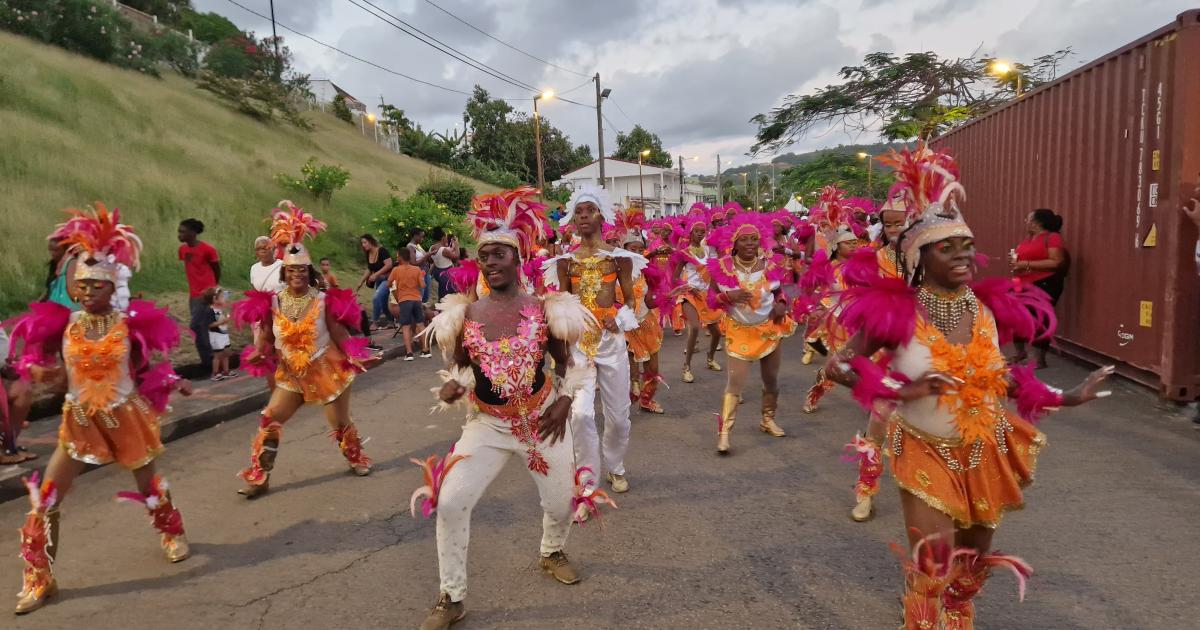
[933, 11, 1200, 400]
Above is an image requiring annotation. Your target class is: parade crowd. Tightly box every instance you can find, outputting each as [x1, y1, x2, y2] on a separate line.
[2, 144, 1125, 630]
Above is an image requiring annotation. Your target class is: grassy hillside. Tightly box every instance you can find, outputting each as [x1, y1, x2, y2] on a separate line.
[0, 30, 490, 315]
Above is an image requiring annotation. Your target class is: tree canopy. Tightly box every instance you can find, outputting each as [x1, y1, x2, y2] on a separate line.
[777, 152, 894, 201]
[461, 86, 592, 184]
[751, 49, 1071, 153]
[614, 124, 673, 168]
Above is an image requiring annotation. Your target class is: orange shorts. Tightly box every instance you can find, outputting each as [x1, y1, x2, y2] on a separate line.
[886, 415, 1045, 529]
[720, 316, 797, 361]
[678, 291, 724, 326]
[625, 311, 664, 362]
[276, 345, 356, 404]
[60, 395, 164, 469]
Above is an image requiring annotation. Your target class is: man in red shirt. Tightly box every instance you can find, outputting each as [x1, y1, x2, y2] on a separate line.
[178, 218, 222, 375]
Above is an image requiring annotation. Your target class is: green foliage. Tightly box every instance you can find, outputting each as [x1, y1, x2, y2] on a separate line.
[415, 175, 476, 214]
[379, 103, 410, 134]
[196, 70, 311, 128]
[275, 157, 351, 203]
[370, 193, 469, 252]
[332, 93, 353, 123]
[178, 10, 239, 44]
[152, 29, 200, 76]
[119, 0, 188, 25]
[613, 124, 672, 168]
[451, 158, 523, 189]
[752, 49, 1072, 151]
[0, 0, 172, 76]
[400, 123, 458, 164]
[778, 152, 894, 201]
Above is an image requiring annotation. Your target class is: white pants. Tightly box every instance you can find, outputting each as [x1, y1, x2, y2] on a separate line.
[436, 416, 575, 602]
[569, 331, 631, 478]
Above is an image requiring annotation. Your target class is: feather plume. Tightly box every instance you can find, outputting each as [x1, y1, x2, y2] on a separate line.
[447, 259, 480, 293]
[571, 466, 618, 525]
[338, 336, 373, 373]
[409, 447, 468, 518]
[972, 277, 1057, 345]
[136, 361, 180, 412]
[232, 290, 275, 329]
[4, 302, 72, 375]
[269, 200, 326, 255]
[799, 249, 835, 294]
[836, 277, 920, 347]
[422, 293, 473, 360]
[469, 186, 550, 259]
[51, 202, 143, 269]
[847, 355, 907, 411]
[323, 288, 361, 332]
[125, 300, 182, 368]
[543, 292, 598, 344]
[840, 247, 883, 288]
[877, 141, 964, 223]
[705, 257, 739, 289]
[239, 345, 277, 378]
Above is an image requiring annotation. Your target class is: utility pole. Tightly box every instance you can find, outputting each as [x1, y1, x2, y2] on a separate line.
[754, 164, 760, 210]
[678, 155, 685, 211]
[595, 73, 607, 186]
[534, 96, 546, 200]
[716, 154, 722, 204]
[269, 0, 281, 81]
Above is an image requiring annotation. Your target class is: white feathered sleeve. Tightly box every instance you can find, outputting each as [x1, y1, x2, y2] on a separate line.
[419, 293, 473, 361]
[542, 292, 598, 344]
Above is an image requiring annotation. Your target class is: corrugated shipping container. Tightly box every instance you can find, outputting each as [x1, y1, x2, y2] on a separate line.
[932, 10, 1200, 400]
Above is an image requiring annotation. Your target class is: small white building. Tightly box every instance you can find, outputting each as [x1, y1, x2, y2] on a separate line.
[308, 79, 366, 112]
[553, 158, 705, 217]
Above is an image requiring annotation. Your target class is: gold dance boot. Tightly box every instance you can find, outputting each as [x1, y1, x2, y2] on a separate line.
[333, 421, 373, 476]
[118, 475, 190, 563]
[16, 474, 59, 615]
[759, 390, 785, 437]
[238, 414, 281, 498]
[716, 393, 738, 454]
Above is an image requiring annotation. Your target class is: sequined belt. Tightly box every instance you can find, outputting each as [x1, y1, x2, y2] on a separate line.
[470, 382, 553, 475]
[63, 394, 151, 429]
[471, 381, 550, 422]
[890, 413, 1014, 473]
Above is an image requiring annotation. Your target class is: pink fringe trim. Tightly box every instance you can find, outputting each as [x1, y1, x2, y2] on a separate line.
[1009, 364, 1063, 424]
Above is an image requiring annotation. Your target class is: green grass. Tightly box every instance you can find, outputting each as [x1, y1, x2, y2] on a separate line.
[0, 30, 491, 316]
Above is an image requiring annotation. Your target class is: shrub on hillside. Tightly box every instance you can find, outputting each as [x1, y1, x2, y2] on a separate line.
[275, 157, 351, 203]
[197, 70, 312, 129]
[370, 193, 471, 252]
[0, 0, 168, 75]
[178, 10, 239, 44]
[415, 175, 476, 214]
[451, 158, 524, 189]
[332, 93, 354, 123]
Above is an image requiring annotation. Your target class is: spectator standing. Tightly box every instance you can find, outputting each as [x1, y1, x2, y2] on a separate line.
[42, 238, 80, 310]
[204, 287, 236, 381]
[388, 248, 430, 360]
[320, 257, 339, 289]
[428, 227, 459, 300]
[356, 234, 394, 330]
[250, 236, 285, 293]
[178, 218, 221, 375]
[407, 228, 432, 303]
[1011, 208, 1068, 368]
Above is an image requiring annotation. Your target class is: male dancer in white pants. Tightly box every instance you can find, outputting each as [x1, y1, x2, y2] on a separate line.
[545, 184, 646, 494]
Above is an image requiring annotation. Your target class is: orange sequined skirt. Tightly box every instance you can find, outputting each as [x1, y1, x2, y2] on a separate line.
[886, 414, 1045, 529]
[678, 291, 724, 326]
[60, 395, 164, 469]
[276, 345, 356, 404]
[625, 311, 664, 362]
[720, 316, 797, 361]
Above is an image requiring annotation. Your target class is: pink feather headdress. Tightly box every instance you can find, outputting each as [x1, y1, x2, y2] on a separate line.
[617, 205, 647, 246]
[877, 142, 970, 277]
[51, 202, 143, 283]
[270, 200, 326, 266]
[470, 186, 550, 261]
[709, 212, 774, 255]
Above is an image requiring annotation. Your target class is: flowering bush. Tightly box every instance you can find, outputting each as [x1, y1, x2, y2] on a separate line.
[370, 193, 470, 252]
[275, 157, 350, 203]
[0, 0, 170, 76]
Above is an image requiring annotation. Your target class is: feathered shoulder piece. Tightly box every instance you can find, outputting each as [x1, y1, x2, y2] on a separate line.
[971, 277, 1057, 346]
[3, 302, 73, 379]
[270, 200, 326, 254]
[125, 300, 182, 369]
[425, 293, 475, 360]
[471, 186, 550, 259]
[51, 202, 143, 270]
[835, 275, 919, 348]
[542, 292, 599, 345]
[232, 290, 275, 329]
[324, 288, 362, 332]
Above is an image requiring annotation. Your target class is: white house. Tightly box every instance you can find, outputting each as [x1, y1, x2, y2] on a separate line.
[308, 79, 366, 112]
[553, 158, 705, 217]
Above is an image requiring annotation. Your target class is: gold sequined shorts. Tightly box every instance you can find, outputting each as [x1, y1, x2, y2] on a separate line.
[60, 395, 164, 469]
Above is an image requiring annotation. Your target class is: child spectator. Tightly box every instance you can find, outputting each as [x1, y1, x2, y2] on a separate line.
[320, 257, 339, 289]
[204, 287, 236, 381]
[388, 248, 430, 360]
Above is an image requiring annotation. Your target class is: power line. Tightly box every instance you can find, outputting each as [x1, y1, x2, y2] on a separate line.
[344, 0, 541, 94]
[420, 0, 590, 77]
[557, 76, 595, 97]
[609, 97, 637, 126]
[222, 0, 473, 96]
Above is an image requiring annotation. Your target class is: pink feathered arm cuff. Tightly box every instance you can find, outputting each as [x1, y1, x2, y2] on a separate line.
[1008, 364, 1063, 424]
[847, 355, 908, 412]
[232, 290, 274, 329]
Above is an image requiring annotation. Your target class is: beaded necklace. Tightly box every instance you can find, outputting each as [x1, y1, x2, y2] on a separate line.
[917, 285, 977, 337]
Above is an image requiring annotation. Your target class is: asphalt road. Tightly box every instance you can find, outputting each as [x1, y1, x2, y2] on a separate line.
[2, 334, 1198, 629]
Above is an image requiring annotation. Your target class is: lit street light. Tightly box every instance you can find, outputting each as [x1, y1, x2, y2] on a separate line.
[990, 60, 1024, 96]
[638, 149, 651, 213]
[534, 90, 556, 200]
[857, 152, 874, 199]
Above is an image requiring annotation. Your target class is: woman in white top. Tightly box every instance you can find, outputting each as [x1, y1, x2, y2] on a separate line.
[429, 227, 460, 300]
[250, 236, 285, 293]
[408, 228, 431, 303]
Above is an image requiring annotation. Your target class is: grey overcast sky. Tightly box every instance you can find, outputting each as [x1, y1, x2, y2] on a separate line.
[195, 0, 1196, 174]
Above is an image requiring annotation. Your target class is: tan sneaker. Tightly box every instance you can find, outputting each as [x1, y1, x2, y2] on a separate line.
[681, 366, 695, 383]
[539, 551, 581, 585]
[850, 495, 874, 522]
[419, 593, 465, 630]
[706, 357, 722, 372]
[607, 473, 630, 493]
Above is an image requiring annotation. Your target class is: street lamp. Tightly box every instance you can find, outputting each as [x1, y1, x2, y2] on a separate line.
[857, 152, 874, 198]
[990, 60, 1023, 97]
[534, 90, 555, 200]
[638, 149, 651, 213]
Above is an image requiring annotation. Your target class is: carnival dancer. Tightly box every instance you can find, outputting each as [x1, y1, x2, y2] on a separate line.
[671, 212, 724, 382]
[544, 184, 646, 494]
[801, 225, 859, 414]
[705, 212, 796, 454]
[823, 144, 1114, 629]
[845, 196, 908, 522]
[232, 202, 375, 498]
[415, 187, 597, 630]
[617, 208, 668, 414]
[6, 204, 194, 614]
